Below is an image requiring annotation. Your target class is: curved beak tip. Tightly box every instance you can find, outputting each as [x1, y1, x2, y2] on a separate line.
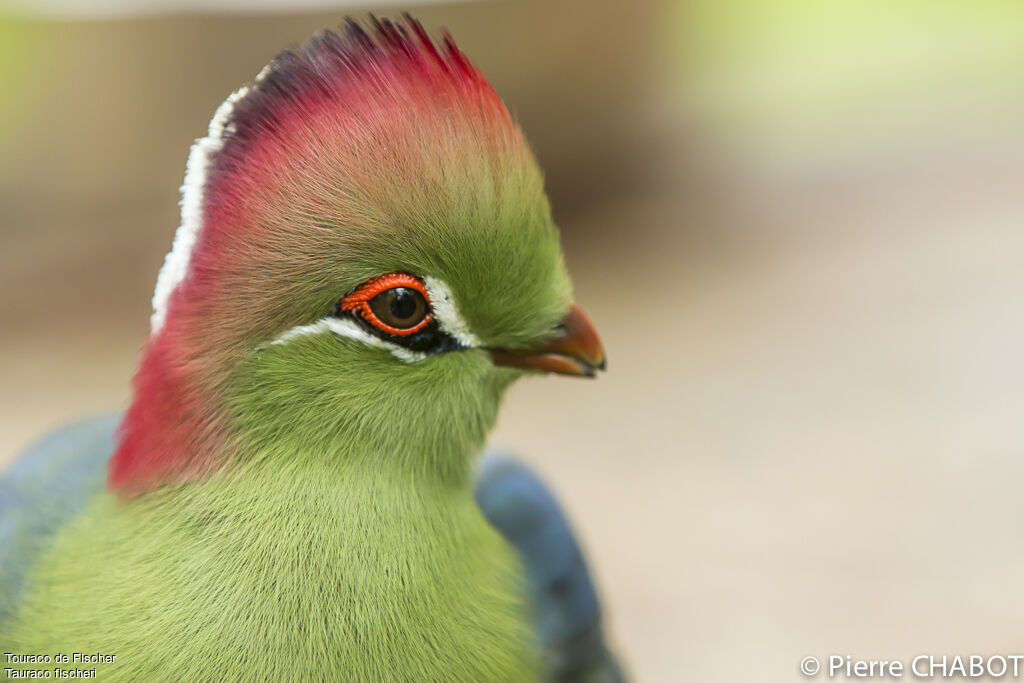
[489, 304, 607, 378]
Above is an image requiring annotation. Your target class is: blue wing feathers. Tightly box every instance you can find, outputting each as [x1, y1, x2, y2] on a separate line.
[2, 424, 624, 680]
[0, 415, 118, 626]
[475, 453, 625, 682]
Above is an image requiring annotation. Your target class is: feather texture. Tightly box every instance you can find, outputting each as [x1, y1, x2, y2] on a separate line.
[112, 15, 570, 493]
[1, 16, 616, 681]
[2, 421, 622, 681]
[477, 455, 626, 682]
[0, 416, 116, 627]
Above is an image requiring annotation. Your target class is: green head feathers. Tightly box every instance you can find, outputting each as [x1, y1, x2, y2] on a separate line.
[110, 17, 601, 492]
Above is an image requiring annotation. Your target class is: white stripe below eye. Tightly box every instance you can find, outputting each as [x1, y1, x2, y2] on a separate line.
[263, 277, 479, 361]
[423, 277, 481, 348]
[149, 84, 251, 335]
[266, 317, 426, 363]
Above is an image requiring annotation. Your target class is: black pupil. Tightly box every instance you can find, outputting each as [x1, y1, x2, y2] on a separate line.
[369, 286, 427, 330]
[389, 288, 418, 320]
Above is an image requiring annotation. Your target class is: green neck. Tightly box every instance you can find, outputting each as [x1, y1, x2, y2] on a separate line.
[6, 397, 538, 680]
[6, 341, 542, 678]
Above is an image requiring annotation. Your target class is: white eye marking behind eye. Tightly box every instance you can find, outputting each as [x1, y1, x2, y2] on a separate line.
[260, 277, 478, 361]
[266, 317, 426, 362]
[422, 277, 481, 348]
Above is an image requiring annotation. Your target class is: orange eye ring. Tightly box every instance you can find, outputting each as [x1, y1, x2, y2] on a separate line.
[338, 273, 434, 336]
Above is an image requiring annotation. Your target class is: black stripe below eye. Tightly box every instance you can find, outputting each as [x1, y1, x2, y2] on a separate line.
[337, 309, 463, 355]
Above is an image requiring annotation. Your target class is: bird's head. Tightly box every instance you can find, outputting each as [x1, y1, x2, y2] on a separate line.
[111, 17, 604, 493]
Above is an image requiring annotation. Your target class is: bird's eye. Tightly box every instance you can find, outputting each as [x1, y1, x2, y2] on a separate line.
[369, 287, 428, 330]
[338, 273, 433, 336]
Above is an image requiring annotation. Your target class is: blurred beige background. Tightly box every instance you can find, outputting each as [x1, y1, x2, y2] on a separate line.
[3, 1, 1024, 680]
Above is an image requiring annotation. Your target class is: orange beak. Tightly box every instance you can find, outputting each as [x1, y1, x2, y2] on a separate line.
[488, 304, 606, 378]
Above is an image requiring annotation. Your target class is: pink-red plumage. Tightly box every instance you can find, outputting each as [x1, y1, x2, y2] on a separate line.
[110, 16, 525, 494]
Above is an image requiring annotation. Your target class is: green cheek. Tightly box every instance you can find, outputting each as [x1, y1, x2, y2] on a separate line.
[227, 333, 520, 484]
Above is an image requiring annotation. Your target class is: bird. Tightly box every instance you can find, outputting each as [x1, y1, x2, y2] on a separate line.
[1, 15, 622, 682]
